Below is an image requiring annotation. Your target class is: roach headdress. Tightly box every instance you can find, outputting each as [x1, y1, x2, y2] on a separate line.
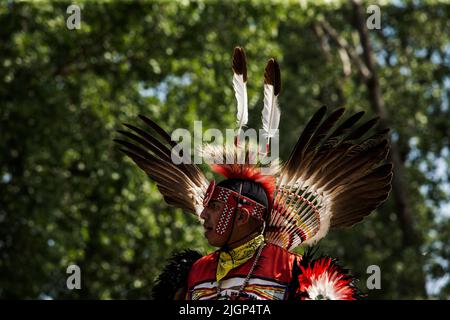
[115, 46, 393, 251]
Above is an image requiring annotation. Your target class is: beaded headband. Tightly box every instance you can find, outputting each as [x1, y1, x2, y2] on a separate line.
[203, 180, 267, 235]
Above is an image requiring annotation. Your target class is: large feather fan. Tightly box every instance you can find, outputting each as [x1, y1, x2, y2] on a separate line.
[266, 106, 393, 250]
[114, 115, 209, 216]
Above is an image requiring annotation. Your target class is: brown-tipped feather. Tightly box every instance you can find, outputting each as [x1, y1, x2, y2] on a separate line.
[299, 108, 346, 177]
[115, 117, 209, 216]
[264, 58, 281, 96]
[117, 130, 171, 162]
[122, 152, 200, 214]
[328, 111, 365, 139]
[138, 115, 176, 147]
[136, 116, 206, 185]
[232, 47, 247, 82]
[344, 117, 379, 141]
[114, 139, 153, 161]
[282, 106, 327, 178]
[318, 140, 389, 191]
[123, 123, 172, 157]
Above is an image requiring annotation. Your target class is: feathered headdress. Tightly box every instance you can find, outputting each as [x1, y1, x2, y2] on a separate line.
[115, 46, 393, 251]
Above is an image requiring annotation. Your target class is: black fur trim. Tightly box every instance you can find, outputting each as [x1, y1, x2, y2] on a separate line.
[152, 250, 202, 300]
[288, 247, 317, 299]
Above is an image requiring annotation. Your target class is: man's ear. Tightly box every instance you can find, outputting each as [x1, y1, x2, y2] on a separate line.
[236, 207, 250, 226]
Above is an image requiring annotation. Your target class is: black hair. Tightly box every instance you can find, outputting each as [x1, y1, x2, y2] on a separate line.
[217, 178, 269, 216]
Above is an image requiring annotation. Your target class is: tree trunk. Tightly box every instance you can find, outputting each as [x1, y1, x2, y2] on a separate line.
[350, 0, 418, 247]
[350, 0, 426, 296]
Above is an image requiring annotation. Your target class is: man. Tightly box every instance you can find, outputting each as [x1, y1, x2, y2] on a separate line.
[116, 47, 392, 300]
[187, 171, 299, 300]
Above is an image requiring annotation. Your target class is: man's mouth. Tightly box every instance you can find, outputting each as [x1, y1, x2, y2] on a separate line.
[203, 225, 213, 232]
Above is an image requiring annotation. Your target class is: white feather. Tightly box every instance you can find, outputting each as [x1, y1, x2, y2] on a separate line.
[305, 272, 343, 300]
[301, 209, 332, 246]
[262, 84, 280, 139]
[233, 73, 248, 130]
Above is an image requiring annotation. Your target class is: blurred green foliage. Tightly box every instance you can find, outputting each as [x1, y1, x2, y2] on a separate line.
[0, 1, 449, 299]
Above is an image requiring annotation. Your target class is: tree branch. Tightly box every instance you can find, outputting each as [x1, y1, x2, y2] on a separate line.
[312, 23, 332, 61]
[317, 19, 372, 81]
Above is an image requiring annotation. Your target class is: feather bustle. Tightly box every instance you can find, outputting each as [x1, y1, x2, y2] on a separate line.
[267, 107, 392, 248]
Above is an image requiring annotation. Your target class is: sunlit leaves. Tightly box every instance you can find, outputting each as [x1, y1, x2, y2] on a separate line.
[0, 0, 449, 299]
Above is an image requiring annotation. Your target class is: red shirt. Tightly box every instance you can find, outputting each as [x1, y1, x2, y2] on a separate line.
[187, 243, 300, 300]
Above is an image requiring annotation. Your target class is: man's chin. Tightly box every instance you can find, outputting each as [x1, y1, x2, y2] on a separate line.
[204, 230, 213, 243]
[204, 231, 223, 247]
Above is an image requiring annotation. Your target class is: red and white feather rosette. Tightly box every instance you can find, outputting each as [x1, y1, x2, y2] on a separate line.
[295, 256, 361, 300]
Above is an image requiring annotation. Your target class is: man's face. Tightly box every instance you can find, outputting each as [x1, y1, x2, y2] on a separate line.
[200, 200, 229, 247]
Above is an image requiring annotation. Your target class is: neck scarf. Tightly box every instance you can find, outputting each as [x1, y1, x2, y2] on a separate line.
[216, 234, 264, 282]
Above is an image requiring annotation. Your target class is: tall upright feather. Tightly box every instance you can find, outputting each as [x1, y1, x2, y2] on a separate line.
[232, 47, 248, 132]
[262, 59, 281, 142]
